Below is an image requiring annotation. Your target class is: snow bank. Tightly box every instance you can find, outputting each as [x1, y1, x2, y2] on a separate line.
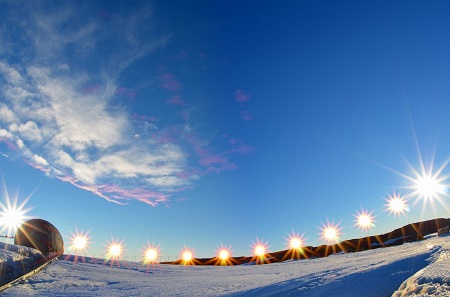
[0, 242, 44, 286]
[392, 237, 450, 296]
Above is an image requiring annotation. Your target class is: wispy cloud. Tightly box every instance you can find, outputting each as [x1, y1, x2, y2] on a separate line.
[0, 2, 184, 205]
[234, 89, 251, 103]
[167, 95, 188, 106]
[234, 89, 254, 121]
[0, 2, 249, 206]
[159, 73, 182, 92]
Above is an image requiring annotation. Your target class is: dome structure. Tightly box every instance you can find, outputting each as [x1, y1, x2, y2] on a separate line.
[14, 219, 64, 255]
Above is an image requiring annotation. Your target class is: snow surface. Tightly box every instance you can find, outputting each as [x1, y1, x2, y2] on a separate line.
[0, 242, 44, 285]
[1, 235, 449, 296]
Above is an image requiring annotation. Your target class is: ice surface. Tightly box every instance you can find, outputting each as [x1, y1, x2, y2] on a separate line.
[1, 235, 449, 296]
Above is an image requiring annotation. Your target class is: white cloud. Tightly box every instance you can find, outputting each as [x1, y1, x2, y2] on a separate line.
[0, 103, 18, 124]
[0, 61, 23, 85]
[0, 2, 183, 205]
[18, 121, 43, 143]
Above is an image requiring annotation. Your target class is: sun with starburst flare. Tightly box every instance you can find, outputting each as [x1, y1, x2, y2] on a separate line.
[391, 154, 450, 213]
[250, 238, 270, 264]
[0, 190, 32, 237]
[64, 227, 92, 264]
[283, 231, 308, 260]
[208, 245, 237, 266]
[319, 220, 342, 244]
[104, 237, 126, 268]
[353, 208, 376, 231]
[179, 246, 198, 266]
[141, 242, 161, 270]
[384, 191, 410, 218]
[68, 228, 91, 254]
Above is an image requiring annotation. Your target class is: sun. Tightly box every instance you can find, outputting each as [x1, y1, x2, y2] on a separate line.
[319, 221, 342, 244]
[393, 154, 450, 213]
[412, 173, 447, 200]
[0, 192, 31, 237]
[105, 237, 126, 267]
[384, 191, 409, 218]
[180, 246, 196, 265]
[142, 242, 161, 264]
[285, 231, 305, 251]
[250, 238, 270, 264]
[353, 208, 375, 231]
[282, 231, 308, 260]
[68, 228, 91, 254]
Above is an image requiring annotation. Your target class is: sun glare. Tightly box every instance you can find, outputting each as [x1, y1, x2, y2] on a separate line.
[384, 191, 409, 218]
[218, 248, 230, 260]
[180, 247, 195, 265]
[182, 250, 193, 261]
[285, 231, 305, 250]
[105, 238, 125, 260]
[0, 194, 31, 236]
[254, 244, 266, 256]
[413, 174, 447, 200]
[145, 248, 158, 262]
[68, 228, 91, 254]
[250, 238, 270, 264]
[320, 221, 342, 243]
[354, 209, 375, 231]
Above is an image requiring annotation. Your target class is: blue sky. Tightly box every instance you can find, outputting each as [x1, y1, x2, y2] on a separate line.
[1, 0, 450, 260]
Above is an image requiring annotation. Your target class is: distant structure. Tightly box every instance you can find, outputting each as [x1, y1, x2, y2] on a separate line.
[14, 219, 64, 255]
[437, 226, 449, 236]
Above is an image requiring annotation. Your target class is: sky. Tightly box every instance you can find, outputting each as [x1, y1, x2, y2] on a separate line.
[1, 0, 450, 260]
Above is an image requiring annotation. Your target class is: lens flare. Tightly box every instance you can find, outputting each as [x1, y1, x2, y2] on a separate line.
[254, 244, 266, 256]
[413, 173, 447, 200]
[105, 237, 126, 267]
[320, 221, 342, 243]
[282, 231, 308, 260]
[353, 209, 376, 231]
[218, 248, 230, 260]
[109, 244, 122, 257]
[250, 238, 270, 264]
[145, 248, 158, 262]
[0, 192, 31, 237]
[180, 246, 196, 265]
[206, 245, 236, 266]
[68, 228, 91, 254]
[285, 231, 305, 250]
[141, 242, 161, 271]
[393, 156, 450, 213]
[384, 191, 409, 218]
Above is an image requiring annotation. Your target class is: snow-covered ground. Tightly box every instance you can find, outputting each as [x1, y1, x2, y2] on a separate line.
[0, 242, 45, 286]
[1, 234, 449, 296]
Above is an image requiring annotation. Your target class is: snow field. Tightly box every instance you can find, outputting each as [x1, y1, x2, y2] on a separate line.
[0, 235, 449, 296]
